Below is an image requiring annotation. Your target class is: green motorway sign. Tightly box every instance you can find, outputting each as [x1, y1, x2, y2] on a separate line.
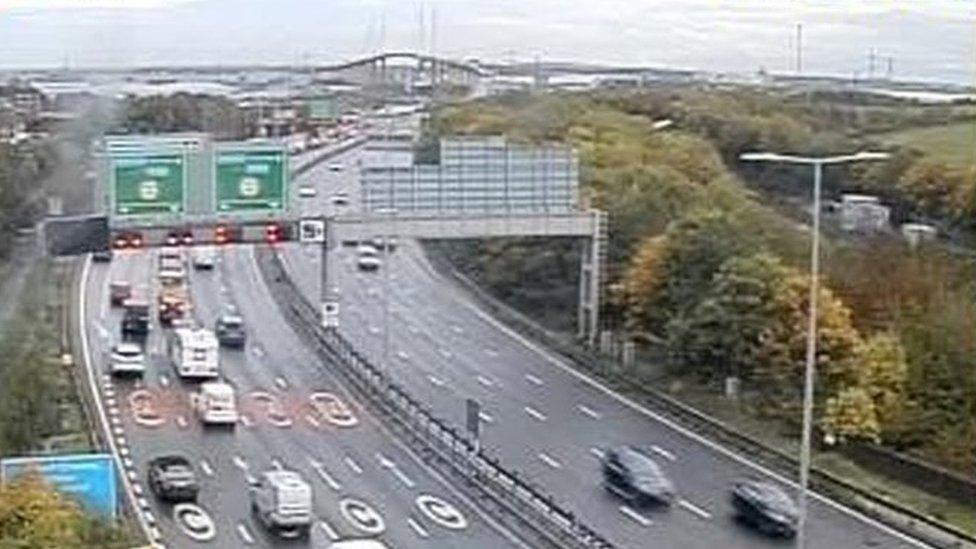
[215, 149, 287, 211]
[112, 154, 185, 215]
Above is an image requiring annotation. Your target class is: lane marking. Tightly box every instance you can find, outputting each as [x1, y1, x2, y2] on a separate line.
[525, 374, 544, 386]
[479, 411, 494, 424]
[199, 460, 214, 477]
[537, 452, 562, 469]
[271, 458, 284, 470]
[523, 406, 547, 421]
[305, 414, 321, 428]
[428, 375, 446, 387]
[396, 350, 410, 360]
[236, 523, 255, 545]
[318, 519, 339, 541]
[274, 376, 288, 390]
[678, 498, 713, 520]
[309, 459, 342, 491]
[377, 452, 416, 488]
[577, 404, 602, 419]
[176, 416, 188, 429]
[589, 447, 605, 459]
[651, 445, 677, 462]
[476, 375, 495, 388]
[344, 456, 363, 474]
[159, 375, 170, 388]
[232, 455, 248, 471]
[240, 415, 253, 428]
[458, 298, 940, 547]
[485, 347, 499, 357]
[438, 348, 453, 359]
[408, 517, 430, 538]
[619, 505, 652, 527]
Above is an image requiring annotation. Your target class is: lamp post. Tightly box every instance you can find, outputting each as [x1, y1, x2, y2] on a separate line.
[738, 150, 889, 548]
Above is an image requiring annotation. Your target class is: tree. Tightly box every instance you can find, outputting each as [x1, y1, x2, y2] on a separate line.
[0, 471, 129, 548]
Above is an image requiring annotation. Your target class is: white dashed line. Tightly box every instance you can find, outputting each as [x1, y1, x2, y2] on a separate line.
[428, 375, 446, 387]
[274, 377, 288, 390]
[476, 375, 495, 388]
[523, 406, 547, 421]
[236, 523, 255, 545]
[619, 505, 653, 527]
[271, 458, 284, 470]
[479, 411, 494, 424]
[396, 350, 410, 360]
[438, 348, 452, 359]
[678, 499, 713, 520]
[525, 374, 544, 386]
[232, 455, 248, 471]
[176, 416, 188, 428]
[577, 404, 602, 419]
[485, 348, 499, 357]
[200, 460, 214, 477]
[253, 347, 265, 358]
[408, 518, 430, 538]
[309, 459, 342, 491]
[159, 375, 170, 388]
[589, 447, 605, 459]
[240, 415, 254, 428]
[344, 456, 363, 475]
[305, 414, 321, 428]
[318, 519, 340, 541]
[537, 452, 562, 469]
[651, 445, 677, 462]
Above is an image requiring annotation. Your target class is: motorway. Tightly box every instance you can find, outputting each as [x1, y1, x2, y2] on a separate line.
[278, 141, 931, 549]
[82, 243, 523, 547]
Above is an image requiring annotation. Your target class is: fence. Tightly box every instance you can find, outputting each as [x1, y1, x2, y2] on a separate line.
[256, 247, 615, 549]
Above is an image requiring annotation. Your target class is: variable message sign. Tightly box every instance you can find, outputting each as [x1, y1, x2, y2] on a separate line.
[215, 149, 287, 212]
[112, 154, 185, 215]
[1, 453, 117, 518]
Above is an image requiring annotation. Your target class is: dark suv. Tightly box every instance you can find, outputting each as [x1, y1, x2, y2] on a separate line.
[147, 455, 199, 502]
[215, 314, 246, 348]
[601, 446, 675, 505]
[730, 480, 798, 537]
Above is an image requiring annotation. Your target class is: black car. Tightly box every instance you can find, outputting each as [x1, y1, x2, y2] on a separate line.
[731, 480, 798, 537]
[92, 249, 113, 262]
[215, 314, 246, 348]
[601, 446, 675, 505]
[148, 455, 199, 502]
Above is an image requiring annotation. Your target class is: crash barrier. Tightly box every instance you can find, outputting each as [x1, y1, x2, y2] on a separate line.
[423, 251, 976, 549]
[257, 248, 615, 549]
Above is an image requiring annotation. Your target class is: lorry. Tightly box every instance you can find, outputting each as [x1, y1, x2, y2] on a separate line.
[249, 470, 313, 539]
[167, 328, 220, 379]
[195, 381, 238, 426]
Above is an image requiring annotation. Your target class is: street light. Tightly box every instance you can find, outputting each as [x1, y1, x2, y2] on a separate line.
[739, 149, 889, 549]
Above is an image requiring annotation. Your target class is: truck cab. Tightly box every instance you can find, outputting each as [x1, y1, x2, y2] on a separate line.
[249, 470, 313, 539]
[195, 381, 238, 426]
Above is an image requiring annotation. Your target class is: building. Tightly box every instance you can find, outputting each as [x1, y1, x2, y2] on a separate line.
[360, 136, 579, 215]
[838, 194, 890, 233]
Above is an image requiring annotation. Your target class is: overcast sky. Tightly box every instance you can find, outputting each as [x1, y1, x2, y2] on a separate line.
[1, 0, 974, 85]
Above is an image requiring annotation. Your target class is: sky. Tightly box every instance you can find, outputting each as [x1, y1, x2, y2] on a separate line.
[1, 0, 974, 85]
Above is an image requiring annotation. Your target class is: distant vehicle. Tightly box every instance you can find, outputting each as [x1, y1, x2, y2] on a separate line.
[113, 232, 143, 249]
[298, 186, 317, 198]
[195, 381, 238, 426]
[731, 480, 798, 538]
[109, 342, 145, 376]
[92, 249, 113, 262]
[158, 257, 186, 284]
[330, 191, 349, 205]
[601, 446, 675, 505]
[356, 244, 381, 271]
[159, 246, 183, 261]
[167, 328, 219, 379]
[215, 314, 246, 348]
[249, 470, 313, 539]
[192, 246, 217, 270]
[121, 300, 150, 337]
[371, 236, 397, 252]
[157, 285, 189, 326]
[147, 455, 199, 502]
[165, 230, 194, 247]
[109, 281, 132, 307]
[328, 162, 344, 172]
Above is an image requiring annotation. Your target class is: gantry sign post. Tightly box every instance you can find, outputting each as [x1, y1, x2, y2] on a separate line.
[214, 145, 288, 213]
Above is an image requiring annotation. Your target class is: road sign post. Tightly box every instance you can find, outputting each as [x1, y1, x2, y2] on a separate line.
[215, 148, 287, 212]
[465, 398, 481, 453]
[300, 219, 326, 243]
[321, 301, 339, 329]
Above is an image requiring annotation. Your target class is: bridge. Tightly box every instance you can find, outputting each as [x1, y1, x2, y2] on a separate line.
[314, 51, 489, 89]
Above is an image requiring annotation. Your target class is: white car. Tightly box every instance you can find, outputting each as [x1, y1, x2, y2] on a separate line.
[328, 163, 344, 172]
[192, 246, 216, 269]
[299, 186, 317, 198]
[328, 541, 389, 549]
[110, 342, 145, 376]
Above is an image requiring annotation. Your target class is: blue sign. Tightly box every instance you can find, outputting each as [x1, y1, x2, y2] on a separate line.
[1, 453, 117, 518]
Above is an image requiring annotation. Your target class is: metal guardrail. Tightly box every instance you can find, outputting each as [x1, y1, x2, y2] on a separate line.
[291, 137, 367, 178]
[425, 254, 976, 549]
[256, 247, 615, 549]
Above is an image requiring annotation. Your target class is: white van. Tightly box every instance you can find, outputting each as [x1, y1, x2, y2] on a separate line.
[196, 381, 238, 426]
[250, 470, 313, 538]
[167, 328, 220, 379]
